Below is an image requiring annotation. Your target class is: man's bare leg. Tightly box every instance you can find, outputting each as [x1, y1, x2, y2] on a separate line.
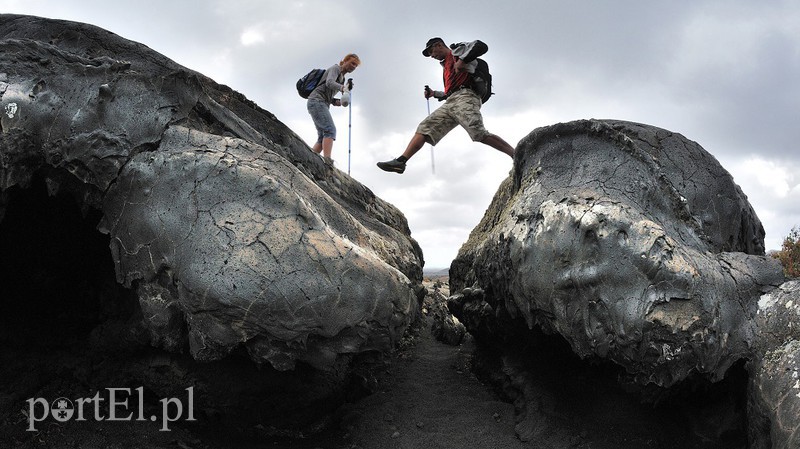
[400, 133, 427, 160]
[480, 133, 515, 158]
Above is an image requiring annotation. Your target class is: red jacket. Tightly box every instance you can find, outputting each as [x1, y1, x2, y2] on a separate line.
[441, 40, 488, 96]
[441, 52, 470, 96]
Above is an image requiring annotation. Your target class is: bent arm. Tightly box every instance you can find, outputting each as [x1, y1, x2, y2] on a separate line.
[324, 65, 344, 93]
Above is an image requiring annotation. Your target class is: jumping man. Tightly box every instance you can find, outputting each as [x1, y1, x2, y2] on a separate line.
[377, 38, 514, 174]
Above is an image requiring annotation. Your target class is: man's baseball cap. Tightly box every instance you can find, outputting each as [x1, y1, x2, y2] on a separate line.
[422, 37, 445, 56]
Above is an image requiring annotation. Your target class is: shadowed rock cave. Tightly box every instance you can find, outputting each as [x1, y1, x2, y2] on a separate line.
[0, 174, 128, 349]
[0, 174, 380, 445]
[466, 323, 751, 447]
[0, 173, 138, 410]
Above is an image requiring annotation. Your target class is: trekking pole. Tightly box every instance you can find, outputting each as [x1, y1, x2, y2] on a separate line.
[346, 78, 353, 175]
[425, 85, 434, 175]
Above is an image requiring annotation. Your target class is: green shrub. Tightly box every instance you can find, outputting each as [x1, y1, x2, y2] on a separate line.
[772, 226, 800, 278]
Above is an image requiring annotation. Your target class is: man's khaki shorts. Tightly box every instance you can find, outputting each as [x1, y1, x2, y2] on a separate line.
[416, 89, 488, 145]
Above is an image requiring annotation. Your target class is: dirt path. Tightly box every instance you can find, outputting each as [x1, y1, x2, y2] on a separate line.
[334, 318, 527, 449]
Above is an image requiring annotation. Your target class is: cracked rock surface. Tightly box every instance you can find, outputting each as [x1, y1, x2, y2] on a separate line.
[0, 14, 422, 373]
[749, 280, 800, 448]
[449, 119, 792, 444]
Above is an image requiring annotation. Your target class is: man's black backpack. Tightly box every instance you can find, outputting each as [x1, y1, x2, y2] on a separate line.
[472, 58, 493, 103]
[451, 40, 493, 103]
[296, 68, 326, 99]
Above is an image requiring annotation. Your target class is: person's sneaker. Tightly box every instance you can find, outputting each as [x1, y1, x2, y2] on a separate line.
[323, 156, 334, 167]
[377, 158, 406, 174]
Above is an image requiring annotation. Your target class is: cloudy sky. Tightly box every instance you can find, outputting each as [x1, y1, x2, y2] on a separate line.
[3, 0, 799, 268]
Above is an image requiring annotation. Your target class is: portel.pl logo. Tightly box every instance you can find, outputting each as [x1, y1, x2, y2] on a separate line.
[26, 387, 195, 432]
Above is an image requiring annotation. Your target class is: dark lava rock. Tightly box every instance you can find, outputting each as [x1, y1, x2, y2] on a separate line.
[448, 119, 792, 445]
[0, 13, 423, 437]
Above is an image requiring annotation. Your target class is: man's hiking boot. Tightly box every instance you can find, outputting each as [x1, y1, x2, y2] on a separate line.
[377, 158, 406, 174]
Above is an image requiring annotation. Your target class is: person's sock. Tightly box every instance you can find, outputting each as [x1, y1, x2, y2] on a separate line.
[397, 156, 408, 163]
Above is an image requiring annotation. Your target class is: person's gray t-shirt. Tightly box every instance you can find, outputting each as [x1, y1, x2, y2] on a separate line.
[307, 64, 344, 104]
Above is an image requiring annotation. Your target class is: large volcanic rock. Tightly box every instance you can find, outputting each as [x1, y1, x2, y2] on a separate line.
[451, 119, 783, 386]
[448, 119, 793, 443]
[103, 126, 419, 370]
[0, 12, 422, 411]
